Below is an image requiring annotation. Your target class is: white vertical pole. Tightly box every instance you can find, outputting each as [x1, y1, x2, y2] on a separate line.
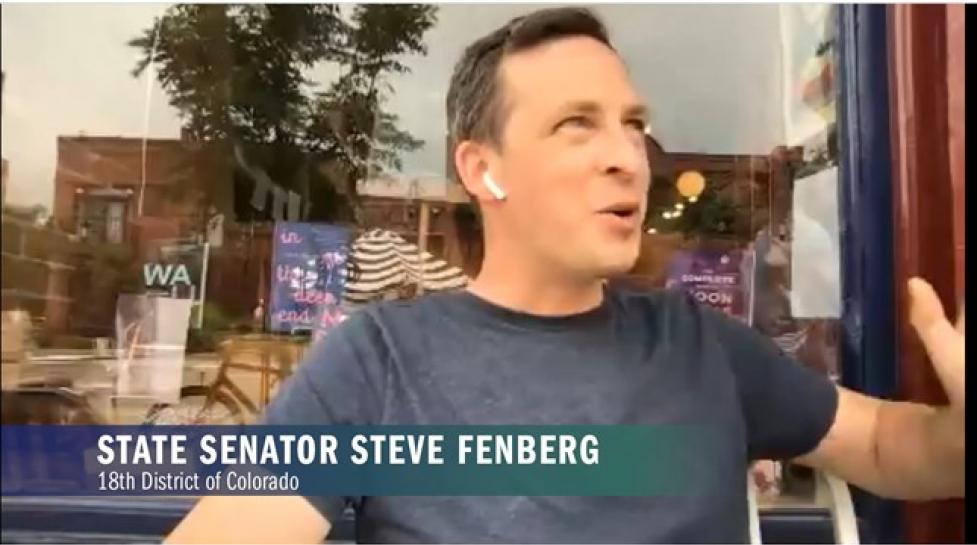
[197, 242, 210, 329]
[416, 201, 431, 296]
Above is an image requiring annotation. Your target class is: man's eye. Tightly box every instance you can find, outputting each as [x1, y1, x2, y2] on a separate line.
[557, 116, 594, 131]
[625, 119, 648, 133]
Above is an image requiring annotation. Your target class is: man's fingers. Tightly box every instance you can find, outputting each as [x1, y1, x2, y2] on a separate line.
[908, 277, 965, 405]
[908, 277, 946, 326]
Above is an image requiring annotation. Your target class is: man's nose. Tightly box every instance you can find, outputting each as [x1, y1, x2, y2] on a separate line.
[599, 127, 648, 184]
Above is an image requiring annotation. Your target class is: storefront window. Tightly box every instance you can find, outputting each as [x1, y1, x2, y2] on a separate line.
[2, 1, 840, 501]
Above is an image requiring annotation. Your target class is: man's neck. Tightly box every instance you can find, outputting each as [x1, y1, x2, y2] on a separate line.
[467, 250, 605, 317]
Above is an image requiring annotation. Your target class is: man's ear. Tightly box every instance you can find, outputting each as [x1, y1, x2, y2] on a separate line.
[454, 140, 496, 204]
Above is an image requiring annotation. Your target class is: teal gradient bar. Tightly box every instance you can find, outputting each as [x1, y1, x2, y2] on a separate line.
[1, 425, 708, 497]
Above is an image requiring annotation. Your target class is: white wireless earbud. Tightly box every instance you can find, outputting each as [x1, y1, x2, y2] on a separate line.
[482, 172, 507, 201]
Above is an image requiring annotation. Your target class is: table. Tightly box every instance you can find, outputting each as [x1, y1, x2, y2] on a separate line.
[1, 351, 223, 424]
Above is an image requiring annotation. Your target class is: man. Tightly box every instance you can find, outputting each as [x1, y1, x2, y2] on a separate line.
[168, 8, 964, 543]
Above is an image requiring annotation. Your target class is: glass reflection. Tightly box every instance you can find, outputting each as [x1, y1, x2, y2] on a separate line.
[2, 4, 840, 437]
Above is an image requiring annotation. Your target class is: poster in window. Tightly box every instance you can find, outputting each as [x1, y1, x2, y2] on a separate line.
[140, 238, 210, 329]
[779, 4, 836, 147]
[790, 166, 841, 318]
[269, 222, 350, 335]
[665, 249, 755, 324]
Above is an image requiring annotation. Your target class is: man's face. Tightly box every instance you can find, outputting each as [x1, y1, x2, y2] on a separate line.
[490, 36, 650, 280]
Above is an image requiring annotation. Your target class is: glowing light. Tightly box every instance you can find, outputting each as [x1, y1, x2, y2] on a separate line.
[676, 171, 706, 199]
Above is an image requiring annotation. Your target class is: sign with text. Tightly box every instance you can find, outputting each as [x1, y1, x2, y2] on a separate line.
[269, 223, 350, 334]
[140, 239, 210, 328]
[665, 249, 754, 324]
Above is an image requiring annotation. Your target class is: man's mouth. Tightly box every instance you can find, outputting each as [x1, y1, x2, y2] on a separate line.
[596, 203, 642, 231]
[598, 202, 640, 218]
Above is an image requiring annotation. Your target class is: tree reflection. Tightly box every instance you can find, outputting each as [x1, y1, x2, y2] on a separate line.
[129, 4, 437, 225]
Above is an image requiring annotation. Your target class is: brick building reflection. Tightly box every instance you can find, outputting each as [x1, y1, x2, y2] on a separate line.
[2, 134, 476, 341]
[2, 131, 801, 343]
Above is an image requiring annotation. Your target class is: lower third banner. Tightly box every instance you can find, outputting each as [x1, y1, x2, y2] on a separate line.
[0, 425, 715, 497]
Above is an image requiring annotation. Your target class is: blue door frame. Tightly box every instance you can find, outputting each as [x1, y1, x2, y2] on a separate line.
[836, 5, 901, 543]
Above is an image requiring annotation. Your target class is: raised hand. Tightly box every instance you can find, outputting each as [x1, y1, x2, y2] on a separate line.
[908, 277, 964, 409]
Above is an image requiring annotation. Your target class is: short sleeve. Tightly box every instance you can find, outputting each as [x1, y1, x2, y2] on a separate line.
[701, 304, 839, 461]
[257, 310, 388, 523]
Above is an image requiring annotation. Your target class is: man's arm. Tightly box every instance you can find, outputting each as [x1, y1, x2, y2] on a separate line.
[165, 496, 330, 544]
[796, 278, 965, 500]
[796, 387, 964, 499]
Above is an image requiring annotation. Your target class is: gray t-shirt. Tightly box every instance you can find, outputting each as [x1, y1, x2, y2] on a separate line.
[261, 286, 837, 543]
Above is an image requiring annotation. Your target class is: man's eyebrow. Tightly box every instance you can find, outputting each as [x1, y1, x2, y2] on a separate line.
[558, 101, 649, 117]
[624, 103, 650, 121]
[556, 100, 602, 115]
[550, 101, 651, 124]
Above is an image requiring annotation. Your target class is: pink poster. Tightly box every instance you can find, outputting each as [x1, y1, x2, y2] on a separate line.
[665, 249, 754, 324]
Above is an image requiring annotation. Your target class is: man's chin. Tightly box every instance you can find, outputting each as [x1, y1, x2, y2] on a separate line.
[553, 240, 640, 281]
[590, 252, 640, 278]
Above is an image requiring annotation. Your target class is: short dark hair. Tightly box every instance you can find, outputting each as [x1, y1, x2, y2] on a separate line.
[445, 7, 612, 154]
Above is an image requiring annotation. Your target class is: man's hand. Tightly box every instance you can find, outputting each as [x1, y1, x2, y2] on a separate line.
[166, 496, 330, 544]
[908, 277, 965, 410]
[797, 277, 965, 499]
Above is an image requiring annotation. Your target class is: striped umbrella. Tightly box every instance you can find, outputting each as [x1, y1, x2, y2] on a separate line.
[771, 327, 809, 357]
[343, 228, 468, 305]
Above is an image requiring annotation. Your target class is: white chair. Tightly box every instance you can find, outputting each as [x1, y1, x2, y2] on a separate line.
[113, 294, 193, 405]
[748, 468, 860, 544]
[819, 470, 860, 544]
